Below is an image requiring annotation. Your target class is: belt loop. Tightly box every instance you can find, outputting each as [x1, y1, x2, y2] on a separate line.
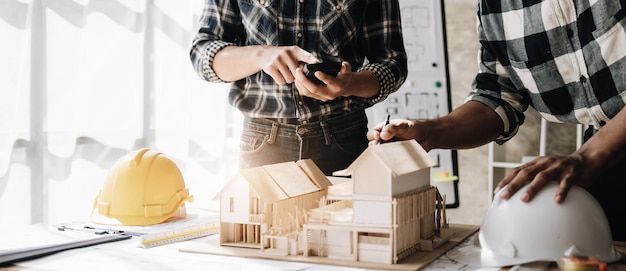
[267, 122, 279, 144]
[320, 121, 332, 145]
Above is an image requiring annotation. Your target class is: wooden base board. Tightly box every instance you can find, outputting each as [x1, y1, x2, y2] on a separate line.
[180, 224, 479, 271]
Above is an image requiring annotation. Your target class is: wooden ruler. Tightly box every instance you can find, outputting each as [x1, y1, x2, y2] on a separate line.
[139, 223, 219, 248]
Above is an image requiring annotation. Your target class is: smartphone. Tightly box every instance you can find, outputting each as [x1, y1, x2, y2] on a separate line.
[303, 62, 342, 85]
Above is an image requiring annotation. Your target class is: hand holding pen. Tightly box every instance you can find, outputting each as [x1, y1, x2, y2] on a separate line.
[368, 116, 427, 148]
[377, 114, 391, 145]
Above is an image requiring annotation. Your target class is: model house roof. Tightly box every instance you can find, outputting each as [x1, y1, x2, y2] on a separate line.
[223, 159, 332, 203]
[333, 140, 436, 177]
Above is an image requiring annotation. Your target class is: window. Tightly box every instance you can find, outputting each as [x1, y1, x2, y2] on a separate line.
[0, 0, 241, 229]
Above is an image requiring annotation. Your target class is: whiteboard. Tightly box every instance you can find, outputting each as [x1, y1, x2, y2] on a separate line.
[366, 0, 460, 208]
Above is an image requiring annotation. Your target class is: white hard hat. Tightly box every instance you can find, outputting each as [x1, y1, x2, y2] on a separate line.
[447, 182, 621, 267]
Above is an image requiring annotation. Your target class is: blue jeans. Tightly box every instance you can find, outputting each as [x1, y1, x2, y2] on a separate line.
[239, 109, 368, 175]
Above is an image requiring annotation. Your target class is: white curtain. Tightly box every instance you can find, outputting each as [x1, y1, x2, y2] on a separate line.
[0, 0, 240, 228]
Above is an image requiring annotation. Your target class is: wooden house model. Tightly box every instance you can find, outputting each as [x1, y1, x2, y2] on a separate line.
[217, 159, 331, 251]
[217, 140, 451, 264]
[303, 140, 452, 264]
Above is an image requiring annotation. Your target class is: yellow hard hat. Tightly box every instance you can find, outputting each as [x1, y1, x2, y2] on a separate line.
[91, 148, 194, 226]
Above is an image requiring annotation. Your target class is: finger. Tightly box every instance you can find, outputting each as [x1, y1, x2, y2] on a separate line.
[499, 165, 537, 200]
[280, 64, 296, 83]
[494, 178, 511, 195]
[303, 84, 330, 101]
[554, 174, 574, 204]
[379, 130, 393, 142]
[293, 69, 304, 89]
[299, 72, 337, 101]
[294, 80, 315, 99]
[265, 66, 287, 85]
[367, 125, 384, 142]
[380, 122, 405, 141]
[498, 179, 522, 200]
[276, 49, 305, 84]
[294, 67, 314, 93]
[296, 50, 319, 65]
[296, 79, 329, 102]
[366, 131, 379, 141]
[316, 76, 343, 100]
[367, 123, 389, 145]
[519, 173, 553, 202]
[315, 71, 334, 86]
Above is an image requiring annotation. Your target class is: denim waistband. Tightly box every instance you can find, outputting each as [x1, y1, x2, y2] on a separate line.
[243, 109, 367, 139]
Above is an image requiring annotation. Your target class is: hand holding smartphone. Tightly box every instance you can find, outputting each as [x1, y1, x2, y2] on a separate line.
[302, 62, 342, 85]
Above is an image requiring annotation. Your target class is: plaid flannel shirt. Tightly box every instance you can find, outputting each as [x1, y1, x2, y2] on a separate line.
[468, 0, 626, 143]
[190, 0, 407, 120]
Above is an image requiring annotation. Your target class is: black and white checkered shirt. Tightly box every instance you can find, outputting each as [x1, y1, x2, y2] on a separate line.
[190, 0, 407, 121]
[468, 0, 626, 143]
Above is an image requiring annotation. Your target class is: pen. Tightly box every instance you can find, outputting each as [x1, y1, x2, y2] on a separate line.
[83, 226, 145, 236]
[57, 225, 144, 236]
[378, 114, 390, 145]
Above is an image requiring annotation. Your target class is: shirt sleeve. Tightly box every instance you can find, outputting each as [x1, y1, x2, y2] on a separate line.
[357, 0, 407, 106]
[189, 0, 240, 83]
[466, 10, 528, 144]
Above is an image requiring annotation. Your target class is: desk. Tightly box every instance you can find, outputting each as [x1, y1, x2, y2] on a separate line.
[2, 228, 625, 271]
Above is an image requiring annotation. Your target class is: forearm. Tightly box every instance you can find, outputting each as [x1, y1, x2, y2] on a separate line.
[212, 45, 264, 81]
[574, 107, 626, 174]
[421, 101, 503, 151]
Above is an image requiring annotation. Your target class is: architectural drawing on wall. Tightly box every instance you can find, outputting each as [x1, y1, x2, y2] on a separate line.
[216, 141, 452, 265]
[384, 91, 441, 120]
[400, 2, 438, 71]
[367, 0, 459, 208]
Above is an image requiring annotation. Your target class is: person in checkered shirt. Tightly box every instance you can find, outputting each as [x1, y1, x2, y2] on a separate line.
[190, 0, 407, 176]
[368, 0, 626, 241]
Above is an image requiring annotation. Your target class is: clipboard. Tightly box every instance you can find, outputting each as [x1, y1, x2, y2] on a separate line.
[59, 211, 220, 248]
[0, 224, 131, 265]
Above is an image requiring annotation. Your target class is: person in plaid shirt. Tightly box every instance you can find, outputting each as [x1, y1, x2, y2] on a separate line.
[369, 0, 625, 241]
[190, 0, 407, 175]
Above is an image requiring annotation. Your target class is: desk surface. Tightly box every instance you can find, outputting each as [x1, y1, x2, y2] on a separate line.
[2, 227, 625, 271]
